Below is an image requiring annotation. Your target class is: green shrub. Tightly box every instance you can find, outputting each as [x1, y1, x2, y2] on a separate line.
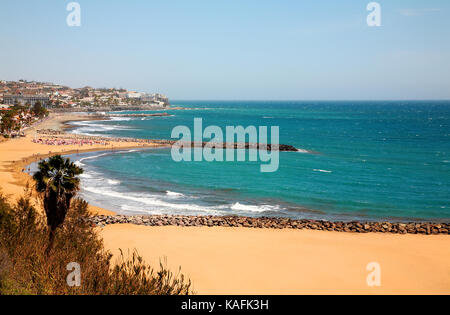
[0, 193, 191, 295]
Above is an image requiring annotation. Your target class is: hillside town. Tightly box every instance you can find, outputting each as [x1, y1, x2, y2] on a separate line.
[0, 79, 170, 138]
[0, 79, 170, 111]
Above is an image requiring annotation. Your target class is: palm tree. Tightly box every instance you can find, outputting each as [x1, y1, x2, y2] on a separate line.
[33, 155, 83, 253]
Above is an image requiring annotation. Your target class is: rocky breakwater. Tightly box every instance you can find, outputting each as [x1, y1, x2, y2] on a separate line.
[90, 215, 450, 235]
[167, 141, 299, 152]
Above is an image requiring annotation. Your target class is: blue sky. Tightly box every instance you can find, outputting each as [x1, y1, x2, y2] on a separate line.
[0, 0, 449, 100]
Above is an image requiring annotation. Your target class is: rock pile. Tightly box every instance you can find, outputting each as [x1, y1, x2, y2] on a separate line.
[90, 215, 450, 235]
[169, 141, 299, 152]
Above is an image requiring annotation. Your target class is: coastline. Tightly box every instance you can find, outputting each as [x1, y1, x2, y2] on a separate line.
[1, 112, 449, 294]
[0, 112, 166, 216]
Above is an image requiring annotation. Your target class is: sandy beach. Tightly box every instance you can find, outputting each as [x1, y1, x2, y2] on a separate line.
[0, 113, 164, 215]
[102, 224, 450, 295]
[0, 113, 449, 295]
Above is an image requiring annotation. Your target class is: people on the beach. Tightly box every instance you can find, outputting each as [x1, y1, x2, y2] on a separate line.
[32, 129, 167, 147]
[30, 128, 176, 148]
[36, 129, 65, 135]
[32, 137, 110, 146]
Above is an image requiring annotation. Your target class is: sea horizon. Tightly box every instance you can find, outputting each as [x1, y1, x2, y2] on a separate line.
[170, 99, 450, 102]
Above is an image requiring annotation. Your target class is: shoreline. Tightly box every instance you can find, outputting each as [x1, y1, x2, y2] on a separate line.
[0, 112, 168, 216]
[1, 112, 449, 294]
[9, 112, 450, 228]
[17, 141, 450, 231]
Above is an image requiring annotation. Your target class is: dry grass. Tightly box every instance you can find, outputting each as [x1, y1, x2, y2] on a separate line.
[0, 191, 191, 295]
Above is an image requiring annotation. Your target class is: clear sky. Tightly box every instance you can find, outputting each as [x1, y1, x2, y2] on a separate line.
[1, 0, 449, 100]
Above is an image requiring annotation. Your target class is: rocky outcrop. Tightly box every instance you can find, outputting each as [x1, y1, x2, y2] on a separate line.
[169, 141, 300, 152]
[90, 215, 450, 235]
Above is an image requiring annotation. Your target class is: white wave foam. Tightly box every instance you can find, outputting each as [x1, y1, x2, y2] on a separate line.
[75, 150, 140, 172]
[70, 129, 98, 136]
[80, 174, 284, 216]
[83, 186, 222, 214]
[230, 202, 280, 213]
[119, 204, 156, 214]
[166, 191, 185, 198]
[297, 149, 310, 153]
[110, 117, 132, 121]
[79, 153, 110, 163]
[69, 121, 136, 135]
[313, 169, 332, 173]
[107, 179, 121, 185]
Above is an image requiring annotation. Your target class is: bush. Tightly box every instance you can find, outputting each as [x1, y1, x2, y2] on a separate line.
[0, 193, 14, 231]
[0, 248, 10, 282]
[0, 193, 191, 295]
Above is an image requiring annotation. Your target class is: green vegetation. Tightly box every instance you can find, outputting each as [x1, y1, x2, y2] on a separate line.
[31, 101, 48, 118]
[0, 102, 48, 137]
[0, 155, 191, 295]
[33, 155, 83, 254]
[0, 110, 15, 135]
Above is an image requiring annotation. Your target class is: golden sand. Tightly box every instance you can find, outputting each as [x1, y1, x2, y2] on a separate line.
[1, 113, 449, 294]
[101, 224, 450, 295]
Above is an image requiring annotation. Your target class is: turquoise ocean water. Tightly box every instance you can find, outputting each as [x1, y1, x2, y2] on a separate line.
[63, 101, 449, 222]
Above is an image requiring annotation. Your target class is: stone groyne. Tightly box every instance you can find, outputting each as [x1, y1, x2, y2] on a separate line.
[91, 215, 450, 235]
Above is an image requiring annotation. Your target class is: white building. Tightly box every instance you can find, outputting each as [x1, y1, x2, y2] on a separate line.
[3, 94, 50, 107]
[126, 92, 142, 99]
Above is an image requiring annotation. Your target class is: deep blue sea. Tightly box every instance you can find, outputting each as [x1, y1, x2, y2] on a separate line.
[64, 101, 450, 222]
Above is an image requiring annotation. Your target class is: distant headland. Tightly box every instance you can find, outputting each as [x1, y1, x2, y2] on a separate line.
[0, 79, 170, 111]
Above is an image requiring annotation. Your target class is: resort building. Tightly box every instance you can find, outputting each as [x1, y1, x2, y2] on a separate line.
[126, 92, 142, 99]
[3, 94, 50, 107]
